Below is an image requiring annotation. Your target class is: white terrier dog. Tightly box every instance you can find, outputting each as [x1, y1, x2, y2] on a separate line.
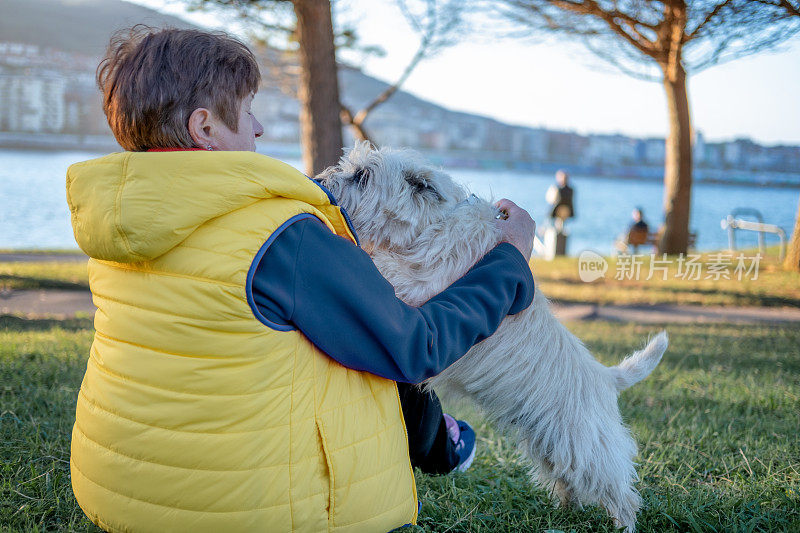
[318, 142, 668, 531]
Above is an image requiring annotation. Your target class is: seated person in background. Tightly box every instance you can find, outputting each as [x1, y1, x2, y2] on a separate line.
[615, 207, 650, 253]
[627, 207, 649, 246]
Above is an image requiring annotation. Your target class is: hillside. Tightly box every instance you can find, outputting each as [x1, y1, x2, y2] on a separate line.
[337, 65, 443, 114]
[5, 0, 795, 181]
[0, 0, 464, 114]
[0, 0, 197, 57]
[0, 0, 504, 139]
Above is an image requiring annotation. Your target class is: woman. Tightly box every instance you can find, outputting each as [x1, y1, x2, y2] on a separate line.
[67, 26, 535, 532]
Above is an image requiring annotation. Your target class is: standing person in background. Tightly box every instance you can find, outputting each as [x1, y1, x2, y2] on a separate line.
[546, 169, 575, 232]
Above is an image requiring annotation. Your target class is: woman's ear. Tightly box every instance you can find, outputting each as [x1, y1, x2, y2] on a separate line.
[188, 108, 214, 150]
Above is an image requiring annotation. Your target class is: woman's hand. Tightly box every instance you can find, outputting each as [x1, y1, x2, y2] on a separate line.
[495, 199, 536, 260]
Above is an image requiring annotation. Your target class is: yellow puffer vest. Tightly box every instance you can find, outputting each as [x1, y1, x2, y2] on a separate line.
[66, 151, 417, 532]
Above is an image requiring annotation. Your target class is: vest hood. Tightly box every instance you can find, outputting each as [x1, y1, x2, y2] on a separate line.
[67, 151, 331, 263]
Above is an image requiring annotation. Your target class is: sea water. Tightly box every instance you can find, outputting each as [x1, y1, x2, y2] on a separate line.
[1, 149, 796, 256]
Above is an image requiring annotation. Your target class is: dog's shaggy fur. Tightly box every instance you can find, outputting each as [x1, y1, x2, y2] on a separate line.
[318, 142, 668, 531]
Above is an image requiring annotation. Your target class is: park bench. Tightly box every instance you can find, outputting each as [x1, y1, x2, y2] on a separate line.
[615, 229, 697, 254]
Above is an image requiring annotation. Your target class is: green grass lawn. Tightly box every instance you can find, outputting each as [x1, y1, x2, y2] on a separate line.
[0, 261, 89, 291]
[3, 317, 798, 531]
[533, 249, 800, 308]
[4, 247, 799, 307]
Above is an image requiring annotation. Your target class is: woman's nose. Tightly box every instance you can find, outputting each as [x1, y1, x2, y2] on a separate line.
[253, 116, 264, 138]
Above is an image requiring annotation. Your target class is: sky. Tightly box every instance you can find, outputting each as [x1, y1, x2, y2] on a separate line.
[130, 0, 800, 146]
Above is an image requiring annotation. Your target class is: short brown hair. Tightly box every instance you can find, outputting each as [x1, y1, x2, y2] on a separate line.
[98, 26, 260, 151]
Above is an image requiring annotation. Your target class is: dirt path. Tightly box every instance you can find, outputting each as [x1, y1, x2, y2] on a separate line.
[0, 289, 94, 318]
[0, 252, 87, 263]
[2, 288, 800, 323]
[3, 252, 799, 323]
[551, 302, 800, 324]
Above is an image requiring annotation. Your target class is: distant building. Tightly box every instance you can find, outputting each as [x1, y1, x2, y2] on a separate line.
[0, 41, 101, 134]
[510, 127, 547, 161]
[702, 143, 724, 168]
[766, 145, 800, 173]
[0, 37, 798, 181]
[723, 140, 744, 167]
[443, 115, 487, 151]
[0, 72, 66, 133]
[637, 138, 665, 165]
[693, 131, 707, 165]
[547, 131, 587, 164]
[0, 42, 40, 67]
[418, 129, 447, 150]
[585, 134, 637, 166]
[367, 107, 422, 147]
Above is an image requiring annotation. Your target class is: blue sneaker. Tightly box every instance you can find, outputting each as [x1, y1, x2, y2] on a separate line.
[444, 414, 476, 472]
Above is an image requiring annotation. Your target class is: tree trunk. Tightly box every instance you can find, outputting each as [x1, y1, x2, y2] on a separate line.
[784, 195, 800, 271]
[659, 62, 693, 255]
[293, 0, 343, 176]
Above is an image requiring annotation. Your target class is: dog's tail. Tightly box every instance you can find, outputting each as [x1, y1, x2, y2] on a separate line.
[610, 331, 668, 391]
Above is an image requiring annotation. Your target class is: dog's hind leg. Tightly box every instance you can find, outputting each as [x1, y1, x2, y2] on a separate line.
[553, 478, 583, 509]
[599, 485, 640, 532]
[539, 458, 581, 510]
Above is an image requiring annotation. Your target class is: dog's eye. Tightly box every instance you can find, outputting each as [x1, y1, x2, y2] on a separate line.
[352, 168, 370, 188]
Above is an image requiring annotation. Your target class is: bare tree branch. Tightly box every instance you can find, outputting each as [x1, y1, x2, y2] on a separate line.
[351, 38, 429, 125]
[782, 0, 800, 16]
[504, 0, 660, 58]
[752, 0, 800, 17]
[686, 0, 732, 41]
[340, 0, 465, 143]
[191, 0, 465, 146]
[496, 0, 800, 76]
[340, 103, 371, 140]
[581, 35, 662, 81]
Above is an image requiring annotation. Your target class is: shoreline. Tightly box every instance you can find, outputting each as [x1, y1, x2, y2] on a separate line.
[2, 138, 798, 190]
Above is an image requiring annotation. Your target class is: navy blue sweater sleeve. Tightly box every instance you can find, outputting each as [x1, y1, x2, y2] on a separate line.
[251, 217, 534, 384]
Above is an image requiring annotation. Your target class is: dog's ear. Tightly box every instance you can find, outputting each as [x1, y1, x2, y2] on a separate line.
[403, 169, 443, 201]
[403, 169, 426, 191]
[352, 167, 370, 189]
